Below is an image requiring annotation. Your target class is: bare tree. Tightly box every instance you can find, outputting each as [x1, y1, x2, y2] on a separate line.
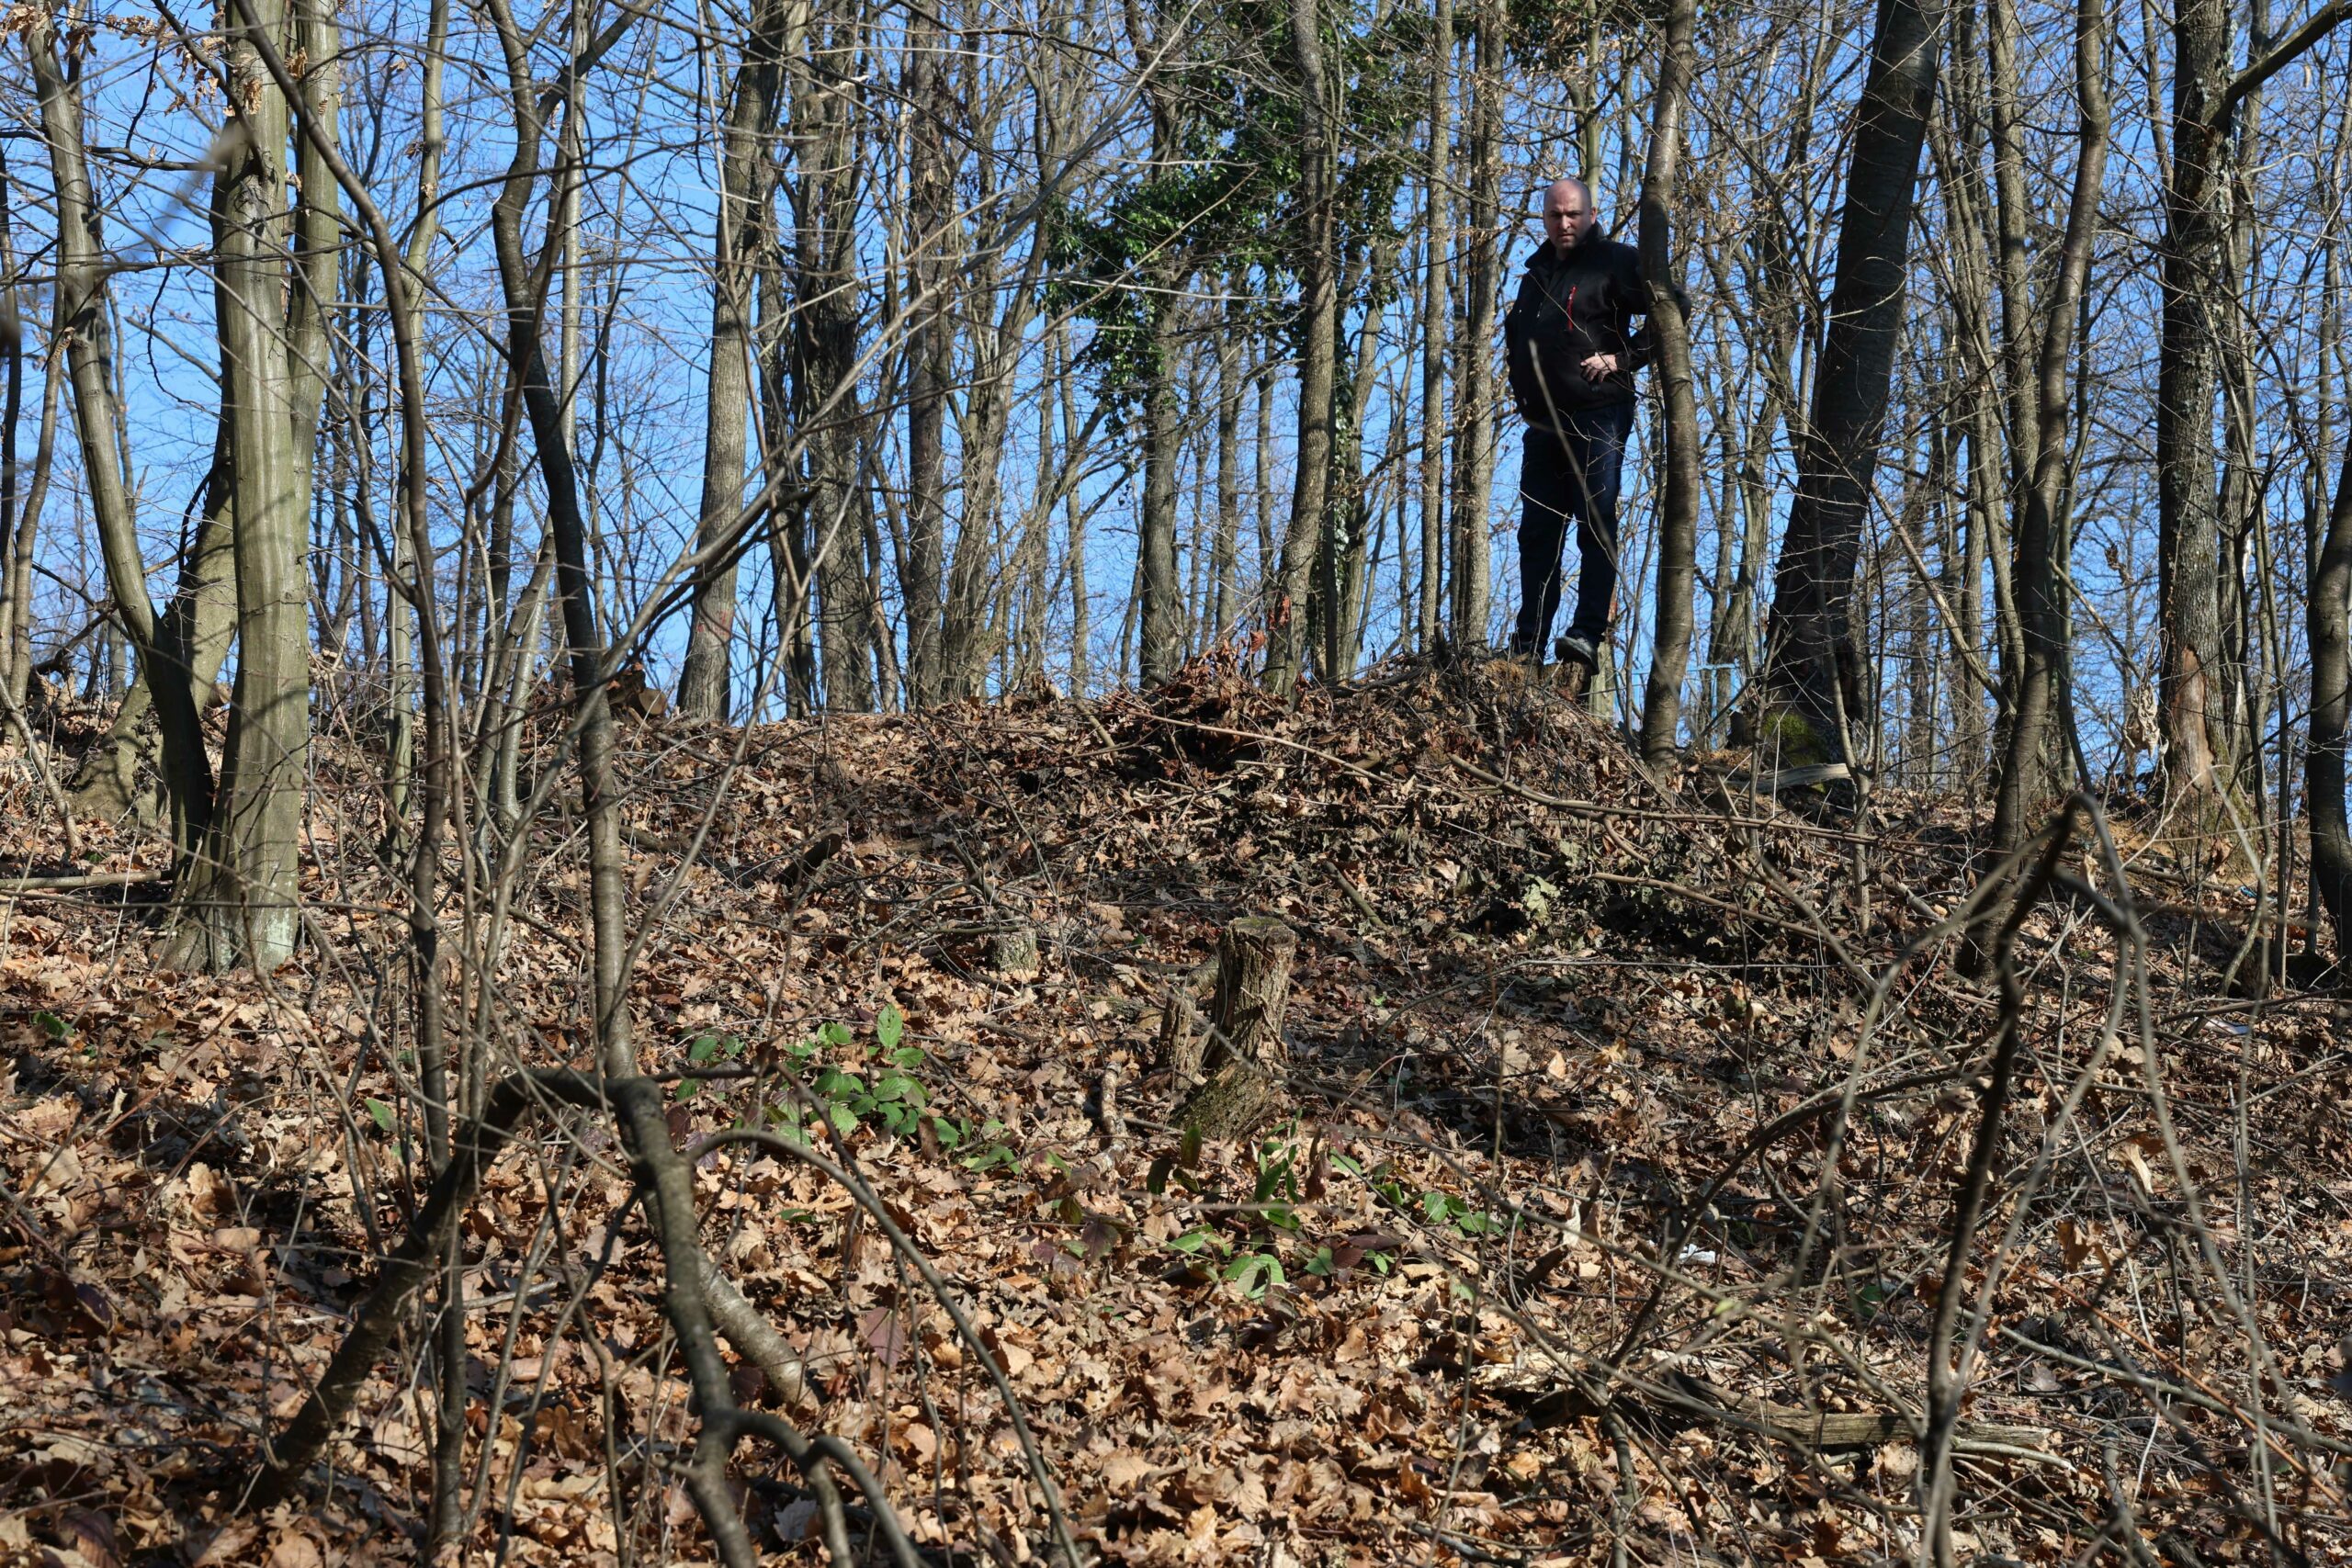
[1760, 0, 1945, 766]
[1635, 0, 1702, 769]
[677, 0, 793, 720]
[1988, 0, 2109, 856]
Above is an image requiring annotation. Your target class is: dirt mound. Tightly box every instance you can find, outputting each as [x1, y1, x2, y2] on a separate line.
[2, 656, 2346, 1565]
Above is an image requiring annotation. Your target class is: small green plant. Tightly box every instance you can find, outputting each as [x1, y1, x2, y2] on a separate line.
[1224, 1251, 1284, 1298]
[1419, 1189, 1498, 1236]
[930, 1114, 1017, 1170]
[685, 1005, 986, 1153]
[675, 1031, 747, 1099]
[1305, 1239, 1396, 1279]
[1250, 1134, 1305, 1234]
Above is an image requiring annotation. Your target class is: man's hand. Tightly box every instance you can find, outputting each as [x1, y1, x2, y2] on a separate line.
[1580, 352, 1620, 380]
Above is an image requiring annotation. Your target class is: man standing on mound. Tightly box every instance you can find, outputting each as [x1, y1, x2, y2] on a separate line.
[1502, 175, 1657, 693]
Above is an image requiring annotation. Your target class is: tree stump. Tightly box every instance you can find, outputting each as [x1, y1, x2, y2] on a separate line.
[983, 926, 1040, 980]
[1160, 987, 1205, 1080]
[1157, 959, 1219, 1082]
[1177, 918, 1297, 1139]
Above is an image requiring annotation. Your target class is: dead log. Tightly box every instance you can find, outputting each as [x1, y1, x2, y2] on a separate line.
[1177, 917, 1297, 1139]
[1482, 1364, 2057, 1461]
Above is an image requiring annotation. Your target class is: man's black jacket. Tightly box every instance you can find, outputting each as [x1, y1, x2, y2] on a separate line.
[1503, 234, 1654, 423]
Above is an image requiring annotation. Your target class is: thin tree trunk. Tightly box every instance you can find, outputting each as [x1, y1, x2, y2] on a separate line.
[1, 328, 58, 711]
[679, 0, 790, 720]
[900, 2, 952, 706]
[27, 17, 216, 858]
[1449, 0, 1500, 646]
[1990, 0, 2109, 866]
[792, 7, 874, 712]
[0, 152, 29, 706]
[2305, 106, 2348, 948]
[1056, 326, 1091, 697]
[1138, 292, 1186, 683]
[2157, 0, 2235, 811]
[1417, 0, 1452, 649]
[1986, 0, 2108, 854]
[1984, 0, 2040, 500]
[1263, 0, 1339, 693]
[1212, 286, 1243, 640]
[1327, 231, 1396, 681]
[2310, 326, 2352, 959]
[384, 0, 449, 833]
[168, 0, 313, 973]
[1130, 0, 1189, 687]
[1636, 0, 1701, 770]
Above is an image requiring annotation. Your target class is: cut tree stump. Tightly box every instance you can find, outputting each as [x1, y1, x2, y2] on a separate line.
[1157, 959, 1219, 1081]
[982, 926, 1041, 980]
[1177, 917, 1297, 1139]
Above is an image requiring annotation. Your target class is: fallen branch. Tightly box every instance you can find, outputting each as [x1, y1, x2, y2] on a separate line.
[1485, 1365, 2057, 1461]
[0, 868, 167, 892]
[255, 1069, 606, 1501]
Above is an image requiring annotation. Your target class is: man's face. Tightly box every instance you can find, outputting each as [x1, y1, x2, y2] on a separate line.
[1544, 182, 1594, 254]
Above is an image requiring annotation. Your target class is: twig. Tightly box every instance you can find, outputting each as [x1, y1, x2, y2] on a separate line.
[692, 1126, 1086, 1568]
[1921, 804, 2079, 1568]
[0, 686, 82, 860]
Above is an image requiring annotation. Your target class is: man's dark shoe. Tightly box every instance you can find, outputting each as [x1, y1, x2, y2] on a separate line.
[1504, 637, 1541, 668]
[1555, 633, 1598, 669]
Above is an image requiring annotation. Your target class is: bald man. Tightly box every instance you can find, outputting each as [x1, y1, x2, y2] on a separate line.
[1502, 176, 1656, 678]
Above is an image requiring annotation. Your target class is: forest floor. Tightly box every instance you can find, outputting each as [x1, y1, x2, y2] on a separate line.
[3, 654, 2350, 1567]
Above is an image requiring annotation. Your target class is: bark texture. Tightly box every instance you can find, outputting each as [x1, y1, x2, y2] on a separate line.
[1178, 918, 1299, 1140]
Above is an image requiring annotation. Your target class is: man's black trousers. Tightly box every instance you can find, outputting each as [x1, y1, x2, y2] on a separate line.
[1512, 402, 1634, 657]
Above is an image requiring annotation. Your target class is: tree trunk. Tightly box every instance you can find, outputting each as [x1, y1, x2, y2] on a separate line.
[1, 316, 58, 711]
[1056, 325, 1091, 697]
[1212, 286, 1244, 639]
[757, 226, 818, 715]
[1989, 0, 2108, 858]
[1984, 0, 2040, 502]
[27, 17, 216, 857]
[0, 152, 40, 708]
[791, 9, 874, 712]
[2312, 389, 2352, 954]
[1327, 231, 1396, 682]
[1635, 0, 1701, 771]
[1449, 0, 1501, 647]
[71, 460, 237, 818]
[900, 3, 953, 707]
[679, 0, 790, 720]
[1129, 0, 1191, 688]
[1417, 0, 1452, 649]
[1760, 0, 1944, 765]
[1178, 917, 1298, 1140]
[1138, 291, 1186, 685]
[167, 0, 315, 972]
[1261, 0, 1339, 693]
[2156, 0, 2233, 812]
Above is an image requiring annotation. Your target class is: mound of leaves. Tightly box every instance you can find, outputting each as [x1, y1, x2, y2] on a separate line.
[3, 651, 2348, 1566]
